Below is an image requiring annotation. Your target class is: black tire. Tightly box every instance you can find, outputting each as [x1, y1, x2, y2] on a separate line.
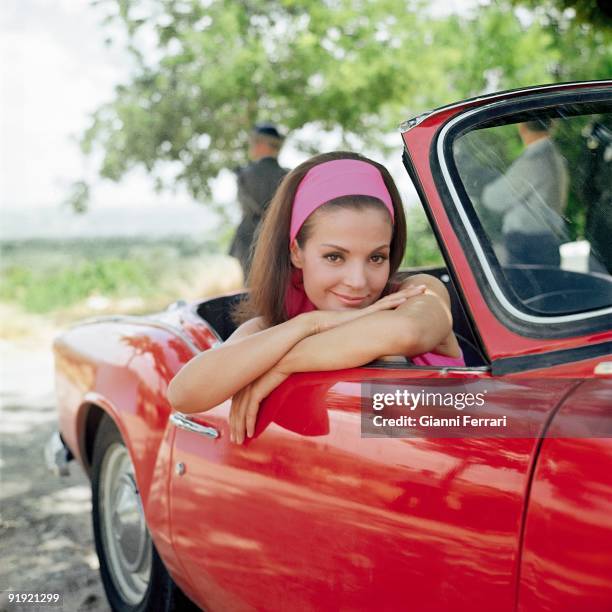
[91, 415, 200, 612]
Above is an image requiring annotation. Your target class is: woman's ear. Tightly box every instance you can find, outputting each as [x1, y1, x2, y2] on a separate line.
[289, 239, 303, 269]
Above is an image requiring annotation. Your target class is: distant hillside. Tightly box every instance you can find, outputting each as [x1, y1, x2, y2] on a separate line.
[0, 204, 225, 240]
[0, 236, 221, 261]
[0, 236, 242, 319]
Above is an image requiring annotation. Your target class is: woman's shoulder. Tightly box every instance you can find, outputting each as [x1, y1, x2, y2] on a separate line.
[225, 316, 269, 345]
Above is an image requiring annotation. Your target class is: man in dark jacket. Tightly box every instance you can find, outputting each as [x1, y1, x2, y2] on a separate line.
[229, 123, 289, 281]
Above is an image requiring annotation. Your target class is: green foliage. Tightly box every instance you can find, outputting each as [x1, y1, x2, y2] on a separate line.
[75, 0, 610, 220]
[82, 0, 448, 208]
[63, 180, 90, 214]
[401, 207, 444, 268]
[0, 238, 220, 314]
[511, 0, 612, 29]
[438, 0, 611, 95]
[0, 257, 156, 313]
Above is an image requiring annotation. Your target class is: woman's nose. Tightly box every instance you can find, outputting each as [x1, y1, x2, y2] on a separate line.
[344, 263, 368, 289]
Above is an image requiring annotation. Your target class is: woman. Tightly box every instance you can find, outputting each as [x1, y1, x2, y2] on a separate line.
[167, 151, 464, 443]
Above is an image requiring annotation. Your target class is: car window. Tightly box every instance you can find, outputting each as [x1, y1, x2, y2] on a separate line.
[451, 105, 612, 317]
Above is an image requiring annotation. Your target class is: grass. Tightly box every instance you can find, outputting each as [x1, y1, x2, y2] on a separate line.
[0, 237, 243, 337]
[0, 212, 442, 339]
[2, 258, 157, 313]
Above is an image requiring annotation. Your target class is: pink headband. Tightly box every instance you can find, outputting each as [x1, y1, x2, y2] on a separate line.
[289, 159, 394, 243]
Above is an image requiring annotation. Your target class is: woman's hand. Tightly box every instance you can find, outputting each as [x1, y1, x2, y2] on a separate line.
[313, 284, 426, 334]
[229, 367, 289, 444]
[228, 284, 427, 444]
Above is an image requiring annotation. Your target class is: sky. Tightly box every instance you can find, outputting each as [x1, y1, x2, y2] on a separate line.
[0, 0, 475, 238]
[0, 0, 218, 212]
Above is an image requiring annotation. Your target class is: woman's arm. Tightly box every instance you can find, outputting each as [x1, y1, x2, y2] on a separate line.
[275, 276, 454, 375]
[229, 310, 427, 444]
[168, 285, 425, 414]
[229, 285, 453, 444]
[228, 277, 450, 443]
[167, 312, 315, 414]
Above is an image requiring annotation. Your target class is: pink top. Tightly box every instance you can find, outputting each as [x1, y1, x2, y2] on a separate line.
[410, 351, 465, 367]
[284, 270, 465, 367]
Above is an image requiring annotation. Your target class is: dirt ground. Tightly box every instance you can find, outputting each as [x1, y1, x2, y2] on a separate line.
[0, 330, 108, 612]
[0, 257, 243, 611]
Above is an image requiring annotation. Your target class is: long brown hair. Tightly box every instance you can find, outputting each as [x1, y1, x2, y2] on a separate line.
[231, 151, 407, 327]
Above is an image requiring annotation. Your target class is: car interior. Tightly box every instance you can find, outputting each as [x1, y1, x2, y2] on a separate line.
[453, 105, 612, 318]
[502, 264, 612, 314]
[195, 266, 488, 368]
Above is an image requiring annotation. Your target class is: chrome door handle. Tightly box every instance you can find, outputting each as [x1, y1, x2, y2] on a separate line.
[170, 413, 220, 438]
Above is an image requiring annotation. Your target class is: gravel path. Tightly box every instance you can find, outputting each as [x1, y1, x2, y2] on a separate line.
[0, 337, 108, 611]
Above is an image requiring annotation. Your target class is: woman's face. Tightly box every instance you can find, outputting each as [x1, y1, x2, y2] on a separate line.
[290, 206, 393, 310]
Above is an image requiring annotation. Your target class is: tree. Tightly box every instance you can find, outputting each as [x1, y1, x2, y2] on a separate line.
[78, 0, 449, 213]
[511, 0, 612, 27]
[73, 0, 611, 215]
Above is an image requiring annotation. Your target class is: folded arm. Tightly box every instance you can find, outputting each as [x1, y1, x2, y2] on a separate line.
[167, 313, 315, 414]
[275, 287, 453, 376]
[229, 274, 455, 444]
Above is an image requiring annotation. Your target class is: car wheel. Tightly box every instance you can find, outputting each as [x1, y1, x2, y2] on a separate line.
[91, 415, 199, 612]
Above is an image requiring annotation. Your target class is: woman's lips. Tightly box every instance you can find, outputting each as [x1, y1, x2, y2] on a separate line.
[332, 292, 368, 305]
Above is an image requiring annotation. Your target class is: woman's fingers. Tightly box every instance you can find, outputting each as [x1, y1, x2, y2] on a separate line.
[368, 285, 426, 312]
[236, 387, 251, 444]
[230, 386, 249, 443]
[230, 394, 239, 442]
[245, 399, 260, 439]
[229, 402, 235, 443]
[385, 286, 427, 304]
[230, 371, 285, 443]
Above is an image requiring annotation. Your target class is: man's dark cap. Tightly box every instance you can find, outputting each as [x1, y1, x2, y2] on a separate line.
[252, 122, 284, 139]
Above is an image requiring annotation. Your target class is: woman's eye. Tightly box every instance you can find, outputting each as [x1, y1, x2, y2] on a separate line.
[324, 254, 387, 263]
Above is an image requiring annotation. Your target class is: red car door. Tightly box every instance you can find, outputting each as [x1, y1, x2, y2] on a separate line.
[168, 81, 611, 611]
[168, 368, 575, 612]
[518, 377, 612, 612]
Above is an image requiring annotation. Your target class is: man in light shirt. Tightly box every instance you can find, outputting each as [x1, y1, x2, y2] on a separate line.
[482, 119, 569, 266]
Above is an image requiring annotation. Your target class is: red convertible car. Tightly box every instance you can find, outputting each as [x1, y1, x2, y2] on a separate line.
[47, 81, 612, 612]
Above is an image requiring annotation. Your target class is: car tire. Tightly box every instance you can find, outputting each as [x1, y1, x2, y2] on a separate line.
[91, 415, 200, 612]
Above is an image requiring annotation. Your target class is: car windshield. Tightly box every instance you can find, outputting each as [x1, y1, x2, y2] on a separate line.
[452, 103, 612, 316]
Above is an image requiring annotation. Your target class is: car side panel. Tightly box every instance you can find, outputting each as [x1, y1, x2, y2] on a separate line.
[169, 371, 576, 611]
[518, 379, 612, 612]
[53, 320, 194, 581]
